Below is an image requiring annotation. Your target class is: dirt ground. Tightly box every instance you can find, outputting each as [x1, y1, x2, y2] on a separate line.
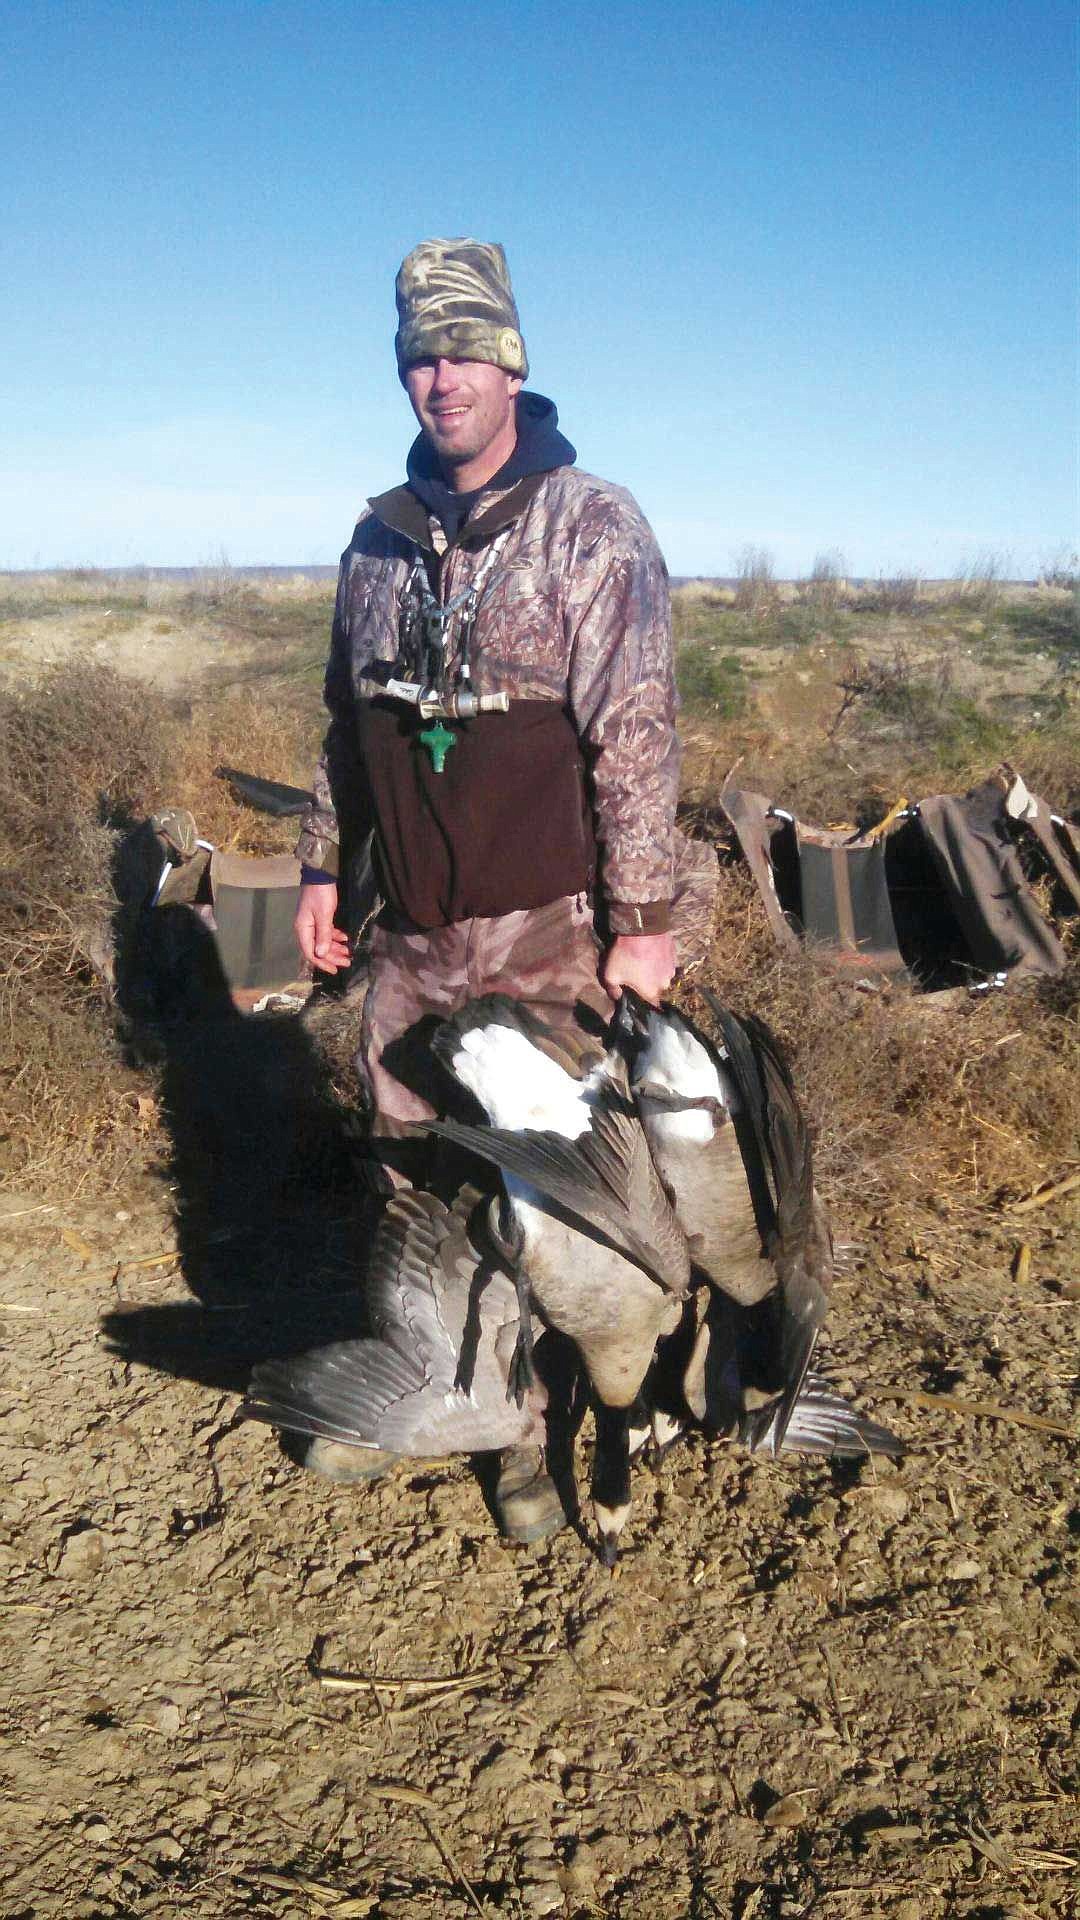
[1, 588, 1077, 1919]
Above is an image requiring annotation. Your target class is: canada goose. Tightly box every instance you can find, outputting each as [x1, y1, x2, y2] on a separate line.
[243, 1183, 548, 1460]
[245, 994, 898, 1563]
[425, 996, 692, 1563]
[614, 988, 827, 1442]
[618, 986, 901, 1456]
[424, 992, 901, 1555]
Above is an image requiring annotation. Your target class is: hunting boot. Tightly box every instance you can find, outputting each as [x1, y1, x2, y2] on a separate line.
[494, 1444, 566, 1544]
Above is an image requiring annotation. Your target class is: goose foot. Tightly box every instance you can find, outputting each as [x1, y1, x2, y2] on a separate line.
[505, 1263, 536, 1408]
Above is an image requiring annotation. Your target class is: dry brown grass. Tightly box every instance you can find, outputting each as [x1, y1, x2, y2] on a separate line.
[680, 674, 1080, 828]
[162, 685, 323, 854]
[2, 581, 1078, 1229]
[0, 656, 325, 1185]
[0, 562, 329, 619]
[0, 663, 169, 1183]
[677, 623, 1080, 1229]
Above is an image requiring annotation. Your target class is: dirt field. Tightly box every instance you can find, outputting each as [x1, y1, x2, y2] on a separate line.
[1, 579, 1077, 1919]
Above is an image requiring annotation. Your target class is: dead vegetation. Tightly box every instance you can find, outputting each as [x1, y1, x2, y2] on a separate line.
[2, 576, 1078, 1236]
[0, 661, 171, 1183]
[673, 577, 1080, 1237]
[0, 649, 324, 1185]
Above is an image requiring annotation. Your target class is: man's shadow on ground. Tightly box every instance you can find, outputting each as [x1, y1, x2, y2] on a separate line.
[96, 838, 587, 1534]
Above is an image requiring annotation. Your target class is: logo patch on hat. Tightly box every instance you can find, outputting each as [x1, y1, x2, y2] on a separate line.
[497, 328, 524, 370]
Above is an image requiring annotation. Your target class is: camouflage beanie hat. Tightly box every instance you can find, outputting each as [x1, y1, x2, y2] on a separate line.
[395, 238, 528, 380]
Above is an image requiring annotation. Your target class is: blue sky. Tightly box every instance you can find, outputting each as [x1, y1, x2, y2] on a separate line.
[2, 0, 1076, 576]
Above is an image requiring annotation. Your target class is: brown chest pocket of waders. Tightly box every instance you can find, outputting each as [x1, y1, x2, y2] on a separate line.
[358, 696, 595, 929]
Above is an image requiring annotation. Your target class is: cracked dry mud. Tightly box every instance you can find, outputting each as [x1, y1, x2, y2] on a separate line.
[1, 1150, 1077, 1920]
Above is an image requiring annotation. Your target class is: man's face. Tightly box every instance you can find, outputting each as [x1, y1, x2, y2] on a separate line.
[405, 357, 522, 475]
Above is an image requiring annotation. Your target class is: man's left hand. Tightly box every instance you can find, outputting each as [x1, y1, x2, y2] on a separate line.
[600, 932, 677, 1005]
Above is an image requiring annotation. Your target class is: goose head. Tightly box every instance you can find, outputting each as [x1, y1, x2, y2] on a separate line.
[613, 989, 733, 1149]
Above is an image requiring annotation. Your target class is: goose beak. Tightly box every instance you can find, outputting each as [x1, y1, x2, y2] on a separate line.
[611, 986, 652, 1046]
[593, 1498, 631, 1570]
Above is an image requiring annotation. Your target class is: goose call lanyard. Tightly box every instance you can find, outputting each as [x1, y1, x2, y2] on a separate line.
[396, 531, 511, 769]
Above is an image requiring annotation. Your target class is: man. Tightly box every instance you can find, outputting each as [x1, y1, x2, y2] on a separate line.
[293, 238, 715, 1540]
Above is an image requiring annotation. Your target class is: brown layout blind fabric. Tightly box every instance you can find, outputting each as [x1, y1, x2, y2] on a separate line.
[917, 790, 1067, 979]
[718, 778, 1075, 989]
[1028, 800, 1080, 914]
[716, 789, 800, 948]
[208, 852, 303, 991]
[796, 835, 907, 974]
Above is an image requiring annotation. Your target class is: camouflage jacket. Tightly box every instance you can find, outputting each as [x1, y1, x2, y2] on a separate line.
[297, 465, 680, 934]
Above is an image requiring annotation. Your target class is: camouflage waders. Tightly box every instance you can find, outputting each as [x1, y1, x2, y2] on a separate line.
[360, 890, 610, 1186]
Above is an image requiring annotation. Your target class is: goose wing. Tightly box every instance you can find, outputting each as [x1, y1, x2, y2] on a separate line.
[243, 1188, 543, 1457]
[698, 990, 830, 1442]
[422, 1100, 691, 1296]
[742, 1374, 903, 1459]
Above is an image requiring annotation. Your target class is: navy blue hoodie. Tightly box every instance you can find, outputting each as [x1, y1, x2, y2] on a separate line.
[406, 391, 576, 542]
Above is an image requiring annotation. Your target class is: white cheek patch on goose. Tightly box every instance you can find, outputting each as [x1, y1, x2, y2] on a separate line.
[641, 1015, 724, 1100]
[637, 1014, 734, 1144]
[451, 1027, 592, 1139]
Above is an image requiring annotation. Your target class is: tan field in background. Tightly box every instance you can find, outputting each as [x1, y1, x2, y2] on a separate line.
[0, 566, 1077, 1919]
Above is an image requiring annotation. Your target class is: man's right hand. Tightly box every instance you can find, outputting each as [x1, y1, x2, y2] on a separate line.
[295, 881, 351, 973]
